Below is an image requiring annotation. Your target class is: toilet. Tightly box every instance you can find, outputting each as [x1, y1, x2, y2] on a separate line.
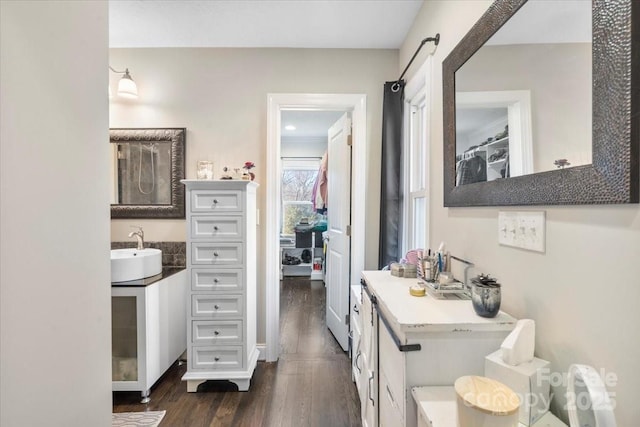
[567, 364, 617, 427]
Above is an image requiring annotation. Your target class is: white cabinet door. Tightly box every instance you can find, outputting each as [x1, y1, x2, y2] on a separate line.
[362, 363, 377, 427]
[360, 290, 377, 427]
[350, 286, 363, 387]
[379, 323, 406, 422]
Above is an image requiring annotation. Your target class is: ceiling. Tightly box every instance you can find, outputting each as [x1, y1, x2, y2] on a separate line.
[281, 110, 345, 138]
[109, 0, 424, 49]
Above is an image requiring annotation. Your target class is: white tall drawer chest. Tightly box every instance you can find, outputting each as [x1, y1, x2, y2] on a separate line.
[182, 180, 258, 392]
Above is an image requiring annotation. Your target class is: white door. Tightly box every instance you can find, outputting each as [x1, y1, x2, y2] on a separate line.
[325, 113, 352, 351]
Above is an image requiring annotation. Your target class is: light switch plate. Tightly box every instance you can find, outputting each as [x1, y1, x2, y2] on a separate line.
[498, 211, 545, 253]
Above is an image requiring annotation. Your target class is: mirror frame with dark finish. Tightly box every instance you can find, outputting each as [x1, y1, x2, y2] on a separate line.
[443, 0, 638, 206]
[110, 128, 186, 219]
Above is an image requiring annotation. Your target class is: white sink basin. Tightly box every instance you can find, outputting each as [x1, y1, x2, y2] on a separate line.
[111, 248, 162, 283]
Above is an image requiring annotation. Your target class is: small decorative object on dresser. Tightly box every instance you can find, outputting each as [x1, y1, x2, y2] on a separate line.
[220, 166, 233, 180]
[471, 274, 501, 318]
[242, 161, 255, 181]
[196, 160, 214, 180]
[181, 179, 259, 392]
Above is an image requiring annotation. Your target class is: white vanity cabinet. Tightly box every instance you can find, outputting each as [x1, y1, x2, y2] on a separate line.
[361, 271, 517, 427]
[111, 269, 187, 402]
[181, 180, 258, 392]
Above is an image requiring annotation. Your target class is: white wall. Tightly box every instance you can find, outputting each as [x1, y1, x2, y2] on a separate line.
[457, 43, 592, 172]
[109, 48, 398, 343]
[401, 1, 640, 424]
[0, 2, 112, 426]
[281, 136, 327, 158]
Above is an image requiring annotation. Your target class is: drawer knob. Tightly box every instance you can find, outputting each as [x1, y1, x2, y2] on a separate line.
[214, 304, 220, 310]
[214, 226, 219, 231]
[214, 331, 220, 336]
[214, 278, 219, 283]
[213, 199, 219, 204]
[213, 252, 219, 257]
[214, 357, 220, 362]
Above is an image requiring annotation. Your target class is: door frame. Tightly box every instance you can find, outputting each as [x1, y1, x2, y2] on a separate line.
[266, 93, 367, 362]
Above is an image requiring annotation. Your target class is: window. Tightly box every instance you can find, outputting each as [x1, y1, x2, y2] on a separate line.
[281, 159, 320, 236]
[402, 58, 431, 253]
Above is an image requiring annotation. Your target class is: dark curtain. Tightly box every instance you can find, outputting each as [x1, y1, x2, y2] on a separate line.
[378, 81, 404, 268]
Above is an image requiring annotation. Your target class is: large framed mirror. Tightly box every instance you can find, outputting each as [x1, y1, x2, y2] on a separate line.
[443, 0, 638, 206]
[110, 128, 186, 218]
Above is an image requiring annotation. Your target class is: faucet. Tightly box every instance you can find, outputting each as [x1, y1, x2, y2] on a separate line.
[128, 226, 145, 250]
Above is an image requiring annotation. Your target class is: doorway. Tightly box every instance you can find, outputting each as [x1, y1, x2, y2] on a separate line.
[266, 93, 367, 362]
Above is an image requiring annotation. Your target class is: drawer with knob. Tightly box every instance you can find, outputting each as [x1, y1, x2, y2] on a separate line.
[192, 320, 243, 344]
[191, 269, 244, 292]
[190, 216, 244, 241]
[192, 294, 244, 318]
[191, 190, 243, 213]
[191, 345, 244, 370]
[191, 242, 242, 265]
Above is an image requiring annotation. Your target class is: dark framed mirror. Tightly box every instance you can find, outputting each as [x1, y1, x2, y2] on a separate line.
[443, 0, 638, 206]
[110, 128, 186, 218]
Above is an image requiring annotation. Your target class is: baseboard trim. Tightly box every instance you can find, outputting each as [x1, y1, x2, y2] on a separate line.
[257, 344, 267, 361]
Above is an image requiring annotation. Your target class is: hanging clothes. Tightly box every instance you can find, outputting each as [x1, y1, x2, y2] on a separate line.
[311, 152, 328, 213]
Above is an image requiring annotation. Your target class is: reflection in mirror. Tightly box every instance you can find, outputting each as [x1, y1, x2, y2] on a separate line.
[455, 0, 592, 186]
[112, 141, 172, 205]
[110, 128, 186, 219]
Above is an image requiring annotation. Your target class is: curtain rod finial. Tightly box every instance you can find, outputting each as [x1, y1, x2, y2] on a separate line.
[422, 33, 440, 46]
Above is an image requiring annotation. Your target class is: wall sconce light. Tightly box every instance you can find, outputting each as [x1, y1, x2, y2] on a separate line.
[109, 66, 138, 99]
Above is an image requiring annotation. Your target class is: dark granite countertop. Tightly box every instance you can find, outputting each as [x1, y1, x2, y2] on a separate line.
[111, 267, 186, 287]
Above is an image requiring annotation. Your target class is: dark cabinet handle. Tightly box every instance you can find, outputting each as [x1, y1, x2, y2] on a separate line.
[214, 357, 220, 362]
[214, 226, 219, 231]
[214, 305, 220, 310]
[213, 252, 219, 257]
[214, 278, 219, 283]
[213, 199, 219, 204]
[353, 304, 359, 314]
[214, 331, 220, 336]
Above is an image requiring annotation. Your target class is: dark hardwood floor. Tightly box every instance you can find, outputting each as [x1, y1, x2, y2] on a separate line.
[113, 277, 361, 427]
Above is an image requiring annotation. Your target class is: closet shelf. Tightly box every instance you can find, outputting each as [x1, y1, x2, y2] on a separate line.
[488, 158, 507, 166]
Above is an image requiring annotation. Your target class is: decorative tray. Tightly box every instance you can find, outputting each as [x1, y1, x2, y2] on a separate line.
[420, 279, 468, 295]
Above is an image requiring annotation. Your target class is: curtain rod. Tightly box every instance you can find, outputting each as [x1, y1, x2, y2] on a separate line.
[392, 33, 440, 92]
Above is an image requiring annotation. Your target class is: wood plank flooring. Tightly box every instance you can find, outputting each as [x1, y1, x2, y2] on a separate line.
[113, 277, 361, 427]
